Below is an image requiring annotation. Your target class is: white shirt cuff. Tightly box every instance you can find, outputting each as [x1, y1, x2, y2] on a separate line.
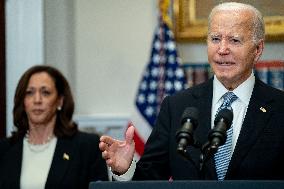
[111, 158, 136, 181]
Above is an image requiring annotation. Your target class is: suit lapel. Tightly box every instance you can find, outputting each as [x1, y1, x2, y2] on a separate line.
[193, 79, 213, 146]
[227, 79, 274, 178]
[190, 79, 216, 178]
[45, 136, 75, 188]
[5, 140, 23, 188]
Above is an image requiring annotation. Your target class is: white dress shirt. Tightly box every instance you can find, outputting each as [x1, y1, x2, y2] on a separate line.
[212, 73, 255, 152]
[20, 137, 57, 189]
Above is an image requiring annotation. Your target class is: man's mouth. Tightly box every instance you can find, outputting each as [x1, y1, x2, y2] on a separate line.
[216, 61, 235, 65]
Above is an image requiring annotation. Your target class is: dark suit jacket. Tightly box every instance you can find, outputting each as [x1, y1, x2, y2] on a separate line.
[0, 131, 108, 189]
[133, 78, 284, 180]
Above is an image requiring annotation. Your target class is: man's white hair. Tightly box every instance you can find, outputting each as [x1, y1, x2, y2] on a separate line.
[208, 2, 265, 44]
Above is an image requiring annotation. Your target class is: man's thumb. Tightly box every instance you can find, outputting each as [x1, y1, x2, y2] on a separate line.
[125, 125, 135, 144]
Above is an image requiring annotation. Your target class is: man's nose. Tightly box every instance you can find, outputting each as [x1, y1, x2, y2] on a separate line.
[218, 40, 230, 55]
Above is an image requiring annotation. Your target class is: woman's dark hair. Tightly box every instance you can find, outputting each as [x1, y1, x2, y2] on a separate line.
[11, 65, 78, 142]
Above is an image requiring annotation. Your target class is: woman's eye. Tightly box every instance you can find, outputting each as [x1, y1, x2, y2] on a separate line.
[25, 90, 33, 96]
[42, 90, 51, 96]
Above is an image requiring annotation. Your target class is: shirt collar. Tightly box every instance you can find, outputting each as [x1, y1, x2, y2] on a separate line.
[213, 72, 255, 106]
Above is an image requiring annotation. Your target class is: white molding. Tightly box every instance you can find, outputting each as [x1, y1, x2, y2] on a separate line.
[74, 114, 130, 140]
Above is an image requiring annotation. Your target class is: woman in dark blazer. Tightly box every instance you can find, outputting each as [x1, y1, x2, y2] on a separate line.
[0, 65, 108, 189]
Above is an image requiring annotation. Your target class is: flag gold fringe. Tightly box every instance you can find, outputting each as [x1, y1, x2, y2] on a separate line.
[159, 0, 172, 28]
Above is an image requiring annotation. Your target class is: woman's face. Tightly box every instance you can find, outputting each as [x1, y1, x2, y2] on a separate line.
[24, 72, 63, 126]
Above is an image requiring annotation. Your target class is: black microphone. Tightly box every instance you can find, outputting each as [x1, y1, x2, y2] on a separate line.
[176, 107, 199, 153]
[208, 108, 233, 151]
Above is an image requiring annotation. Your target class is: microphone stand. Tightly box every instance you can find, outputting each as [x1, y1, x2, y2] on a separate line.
[199, 142, 218, 179]
[176, 141, 201, 172]
[177, 139, 220, 179]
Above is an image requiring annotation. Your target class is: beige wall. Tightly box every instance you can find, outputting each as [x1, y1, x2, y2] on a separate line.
[73, 0, 156, 117]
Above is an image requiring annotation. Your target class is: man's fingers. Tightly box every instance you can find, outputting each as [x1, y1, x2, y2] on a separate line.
[106, 158, 113, 166]
[102, 150, 108, 159]
[99, 141, 109, 151]
[100, 135, 115, 146]
[102, 151, 115, 168]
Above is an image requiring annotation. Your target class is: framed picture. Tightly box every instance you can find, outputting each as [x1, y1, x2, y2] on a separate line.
[173, 0, 284, 42]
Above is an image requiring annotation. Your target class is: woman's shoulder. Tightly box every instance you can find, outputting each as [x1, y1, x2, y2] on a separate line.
[0, 137, 22, 159]
[0, 138, 10, 150]
[76, 131, 100, 138]
[72, 131, 101, 144]
[65, 131, 102, 156]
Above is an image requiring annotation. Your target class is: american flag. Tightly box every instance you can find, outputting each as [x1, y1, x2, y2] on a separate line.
[129, 19, 188, 158]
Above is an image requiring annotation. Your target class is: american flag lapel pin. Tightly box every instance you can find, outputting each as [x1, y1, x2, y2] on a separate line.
[260, 107, 266, 113]
[63, 153, 70, 160]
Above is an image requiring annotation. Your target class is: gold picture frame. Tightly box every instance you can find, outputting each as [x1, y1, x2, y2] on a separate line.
[173, 0, 284, 42]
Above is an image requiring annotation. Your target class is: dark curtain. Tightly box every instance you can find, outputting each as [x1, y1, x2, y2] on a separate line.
[0, 0, 6, 138]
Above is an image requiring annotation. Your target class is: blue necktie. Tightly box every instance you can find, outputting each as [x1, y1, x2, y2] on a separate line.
[214, 92, 238, 181]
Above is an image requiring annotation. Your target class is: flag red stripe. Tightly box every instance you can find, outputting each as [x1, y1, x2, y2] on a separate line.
[133, 130, 145, 156]
[127, 122, 145, 156]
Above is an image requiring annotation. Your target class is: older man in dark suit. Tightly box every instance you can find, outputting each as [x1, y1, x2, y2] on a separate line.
[100, 2, 284, 180]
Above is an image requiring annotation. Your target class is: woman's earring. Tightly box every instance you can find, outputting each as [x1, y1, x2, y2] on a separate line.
[57, 106, 62, 111]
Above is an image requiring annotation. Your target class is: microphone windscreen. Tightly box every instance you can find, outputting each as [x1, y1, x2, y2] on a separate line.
[181, 107, 199, 124]
[214, 108, 233, 126]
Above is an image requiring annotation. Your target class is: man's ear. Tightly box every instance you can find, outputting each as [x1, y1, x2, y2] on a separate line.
[254, 39, 264, 62]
